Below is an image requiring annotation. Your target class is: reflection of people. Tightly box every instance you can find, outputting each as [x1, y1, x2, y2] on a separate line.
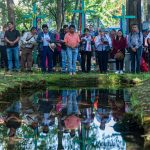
[38, 90, 55, 133]
[109, 89, 125, 121]
[96, 108, 111, 130]
[0, 101, 22, 137]
[67, 90, 79, 115]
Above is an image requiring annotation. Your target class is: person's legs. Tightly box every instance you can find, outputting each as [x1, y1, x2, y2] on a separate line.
[120, 59, 124, 71]
[72, 48, 78, 74]
[136, 47, 142, 73]
[61, 49, 67, 72]
[81, 51, 86, 72]
[67, 48, 73, 74]
[87, 51, 92, 72]
[47, 47, 54, 72]
[1, 46, 8, 69]
[21, 49, 27, 70]
[7, 48, 13, 71]
[116, 59, 119, 71]
[103, 51, 108, 72]
[130, 51, 136, 73]
[97, 51, 102, 72]
[13, 46, 20, 71]
[72, 90, 78, 114]
[53, 50, 57, 69]
[27, 49, 33, 71]
[67, 90, 73, 115]
[41, 47, 47, 72]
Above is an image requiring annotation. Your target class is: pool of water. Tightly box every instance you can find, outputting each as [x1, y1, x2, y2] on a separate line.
[0, 88, 144, 150]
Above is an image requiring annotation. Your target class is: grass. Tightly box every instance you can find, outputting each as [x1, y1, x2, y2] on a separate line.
[0, 71, 150, 94]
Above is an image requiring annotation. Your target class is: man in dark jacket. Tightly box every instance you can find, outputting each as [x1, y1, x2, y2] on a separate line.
[37, 24, 55, 73]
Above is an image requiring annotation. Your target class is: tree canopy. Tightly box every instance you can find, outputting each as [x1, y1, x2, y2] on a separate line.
[0, 0, 122, 30]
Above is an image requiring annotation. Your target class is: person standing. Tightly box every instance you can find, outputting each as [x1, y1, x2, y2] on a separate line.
[5, 22, 20, 72]
[80, 28, 93, 73]
[95, 29, 112, 73]
[113, 30, 127, 74]
[20, 27, 37, 72]
[0, 25, 8, 70]
[60, 25, 68, 73]
[37, 24, 55, 73]
[64, 25, 80, 75]
[128, 24, 143, 73]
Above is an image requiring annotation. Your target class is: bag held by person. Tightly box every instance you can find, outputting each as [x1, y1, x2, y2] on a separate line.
[115, 51, 124, 60]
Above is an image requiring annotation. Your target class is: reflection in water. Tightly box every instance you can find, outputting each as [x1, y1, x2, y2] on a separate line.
[0, 88, 139, 150]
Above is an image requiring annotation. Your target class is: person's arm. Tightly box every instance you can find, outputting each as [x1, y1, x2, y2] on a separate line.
[95, 36, 101, 48]
[4, 31, 13, 44]
[13, 30, 20, 44]
[37, 33, 43, 43]
[128, 34, 133, 48]
[107, 35, 112, 48]
[135, 32, 143, 49]
[64, 34, 69, 47]
[21, 32, 28, 44]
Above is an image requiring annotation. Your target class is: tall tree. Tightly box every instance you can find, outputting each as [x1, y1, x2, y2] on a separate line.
[6, 0, 15, 23]
[71, 0, 80, 24]
[56, 0, 62, 31]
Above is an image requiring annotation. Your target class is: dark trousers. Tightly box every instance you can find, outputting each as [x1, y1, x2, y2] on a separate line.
[81, 51, 92, 72]
[116, 59, 124, 71]
[0, 45, 8, 69]
[97, 51, 108, 72]
[130, 47, 142, 73]
[41, 46, 53, 72]
[21, 48, 33, 70]
[53, 50, 62, 68]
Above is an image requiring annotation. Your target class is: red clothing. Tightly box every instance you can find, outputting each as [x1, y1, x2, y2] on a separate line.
[112, 37, 127, 55]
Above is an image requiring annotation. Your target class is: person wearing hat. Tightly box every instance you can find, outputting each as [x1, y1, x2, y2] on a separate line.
[95, 29, 112, 73]
[20, 27, 37, 72]
[37, 24, 55, 73]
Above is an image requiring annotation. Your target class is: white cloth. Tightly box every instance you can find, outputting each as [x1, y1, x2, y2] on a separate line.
[43, 33, 50, 46]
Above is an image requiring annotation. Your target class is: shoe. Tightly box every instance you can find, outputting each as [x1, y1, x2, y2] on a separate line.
[72, 72, 76, 75]
[115, 71, 119, 74]
[120, 71, 123, 74]
[69, 72, 72, 75]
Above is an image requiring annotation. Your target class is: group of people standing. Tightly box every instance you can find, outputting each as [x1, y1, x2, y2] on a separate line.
[0, 21, 150, 74]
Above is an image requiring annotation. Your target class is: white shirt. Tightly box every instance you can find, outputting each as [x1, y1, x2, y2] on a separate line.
[43, 33, 50, 46]
[145, 33, 150, 46]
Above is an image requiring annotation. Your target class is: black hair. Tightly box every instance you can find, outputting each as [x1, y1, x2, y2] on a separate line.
[63, 25, 68, 29]
[22, 30, 26, 35]
[7, 21, 14, 25]
[116, 30, 124, 41]
[5, 118, 21, 129]
[69, 24, 75, 29]
[84, 28, 90, 33]
[132, 23, 138, 27]
[43, 125, 49, 134]
[42, 24, 48, 29]
[30, 27, 36, 31]
[111, 29, 116, 32]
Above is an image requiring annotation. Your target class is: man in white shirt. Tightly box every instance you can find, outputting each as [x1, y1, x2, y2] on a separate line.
[20, 27, 37, 72]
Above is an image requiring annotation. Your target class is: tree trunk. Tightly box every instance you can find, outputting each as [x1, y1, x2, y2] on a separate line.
[6, 0, 15, 23]
[71, 0, 80, 25]
[56, 0, 62, 31]
[1, 1, 7, 25]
